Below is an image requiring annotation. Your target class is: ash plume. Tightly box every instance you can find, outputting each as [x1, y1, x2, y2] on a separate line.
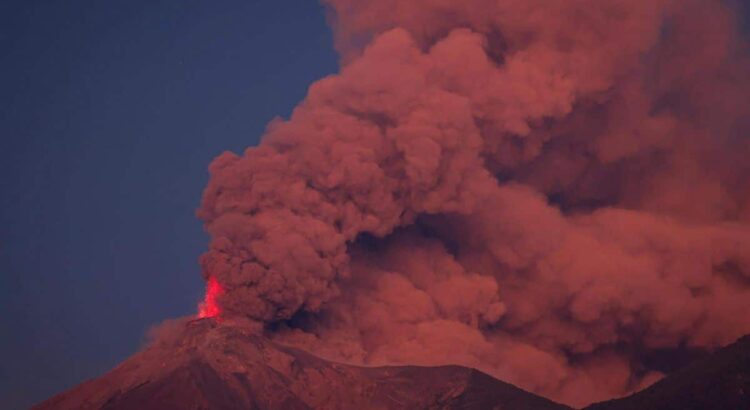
[196, 0, 750, 406]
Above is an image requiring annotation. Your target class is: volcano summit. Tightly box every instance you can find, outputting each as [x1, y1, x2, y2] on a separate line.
[34, 319, 750, 409]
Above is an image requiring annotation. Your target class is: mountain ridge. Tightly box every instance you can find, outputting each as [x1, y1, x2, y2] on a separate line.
[34, 318, 750, 409]
[584, 335, 750, 410]
[33, 318, 570, 410]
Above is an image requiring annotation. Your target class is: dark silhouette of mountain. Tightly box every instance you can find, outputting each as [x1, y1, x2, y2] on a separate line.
[33, 318, 570, 410]
[586, 335, 750, 410]
[33, 317, 750, 410]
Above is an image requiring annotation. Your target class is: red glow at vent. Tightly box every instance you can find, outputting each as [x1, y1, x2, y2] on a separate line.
[198, 277, 224, 319]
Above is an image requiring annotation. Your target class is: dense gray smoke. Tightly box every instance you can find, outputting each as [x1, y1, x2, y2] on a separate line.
[196, 0, 750, 405]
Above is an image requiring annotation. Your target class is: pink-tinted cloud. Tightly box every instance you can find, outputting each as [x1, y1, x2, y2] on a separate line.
[196, 0, 750, 406]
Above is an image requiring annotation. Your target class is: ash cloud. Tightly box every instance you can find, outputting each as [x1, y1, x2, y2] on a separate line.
[196, 0, 750, 406]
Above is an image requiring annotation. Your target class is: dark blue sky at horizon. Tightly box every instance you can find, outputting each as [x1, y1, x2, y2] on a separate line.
[2, 1, 750, 410]
[0, 2, 336, 408]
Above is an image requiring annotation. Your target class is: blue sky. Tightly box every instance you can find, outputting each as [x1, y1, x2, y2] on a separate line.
[0, 2, 336, 408]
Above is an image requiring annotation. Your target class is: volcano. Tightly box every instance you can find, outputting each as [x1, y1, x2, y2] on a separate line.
[33, 318, 570, 410]
[33, 317, 750, 410]
[586, 335, 750, 410]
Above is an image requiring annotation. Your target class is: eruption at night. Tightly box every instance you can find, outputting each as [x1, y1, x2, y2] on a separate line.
[34, 0, 750, 409]
[198, 277, 225, 319]
[193, 0, 750, 406]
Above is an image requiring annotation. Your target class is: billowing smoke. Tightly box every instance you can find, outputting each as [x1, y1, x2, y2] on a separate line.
[196, 0, 750, 406]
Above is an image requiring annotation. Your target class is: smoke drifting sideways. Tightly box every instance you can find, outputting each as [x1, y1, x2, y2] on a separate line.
[194, 0, 750, 406]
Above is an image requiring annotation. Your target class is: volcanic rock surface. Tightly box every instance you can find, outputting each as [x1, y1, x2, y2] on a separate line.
[34, 318, 750, 409]
[33, 318, 570, 410]
[586, 335, 750, 410]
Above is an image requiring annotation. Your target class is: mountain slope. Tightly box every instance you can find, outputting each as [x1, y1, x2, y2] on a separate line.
[587, 335, 750, 410]
[34, 318, 570, 410]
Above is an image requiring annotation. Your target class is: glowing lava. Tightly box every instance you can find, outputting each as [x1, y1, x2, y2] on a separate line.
[198, 276, 224, 319]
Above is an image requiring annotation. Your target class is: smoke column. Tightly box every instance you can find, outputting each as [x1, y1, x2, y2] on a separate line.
[196, 0, 750, 406]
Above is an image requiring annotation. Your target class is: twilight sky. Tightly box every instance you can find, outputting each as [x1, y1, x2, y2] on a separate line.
[0, 2, 335, 408]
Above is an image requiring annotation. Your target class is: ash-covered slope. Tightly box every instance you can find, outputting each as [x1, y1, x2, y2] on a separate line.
[587, 335, 750, 410]
[34, 318, 570, 410]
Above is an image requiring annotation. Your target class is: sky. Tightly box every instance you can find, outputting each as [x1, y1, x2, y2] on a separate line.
[0, 1, 336, 408]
